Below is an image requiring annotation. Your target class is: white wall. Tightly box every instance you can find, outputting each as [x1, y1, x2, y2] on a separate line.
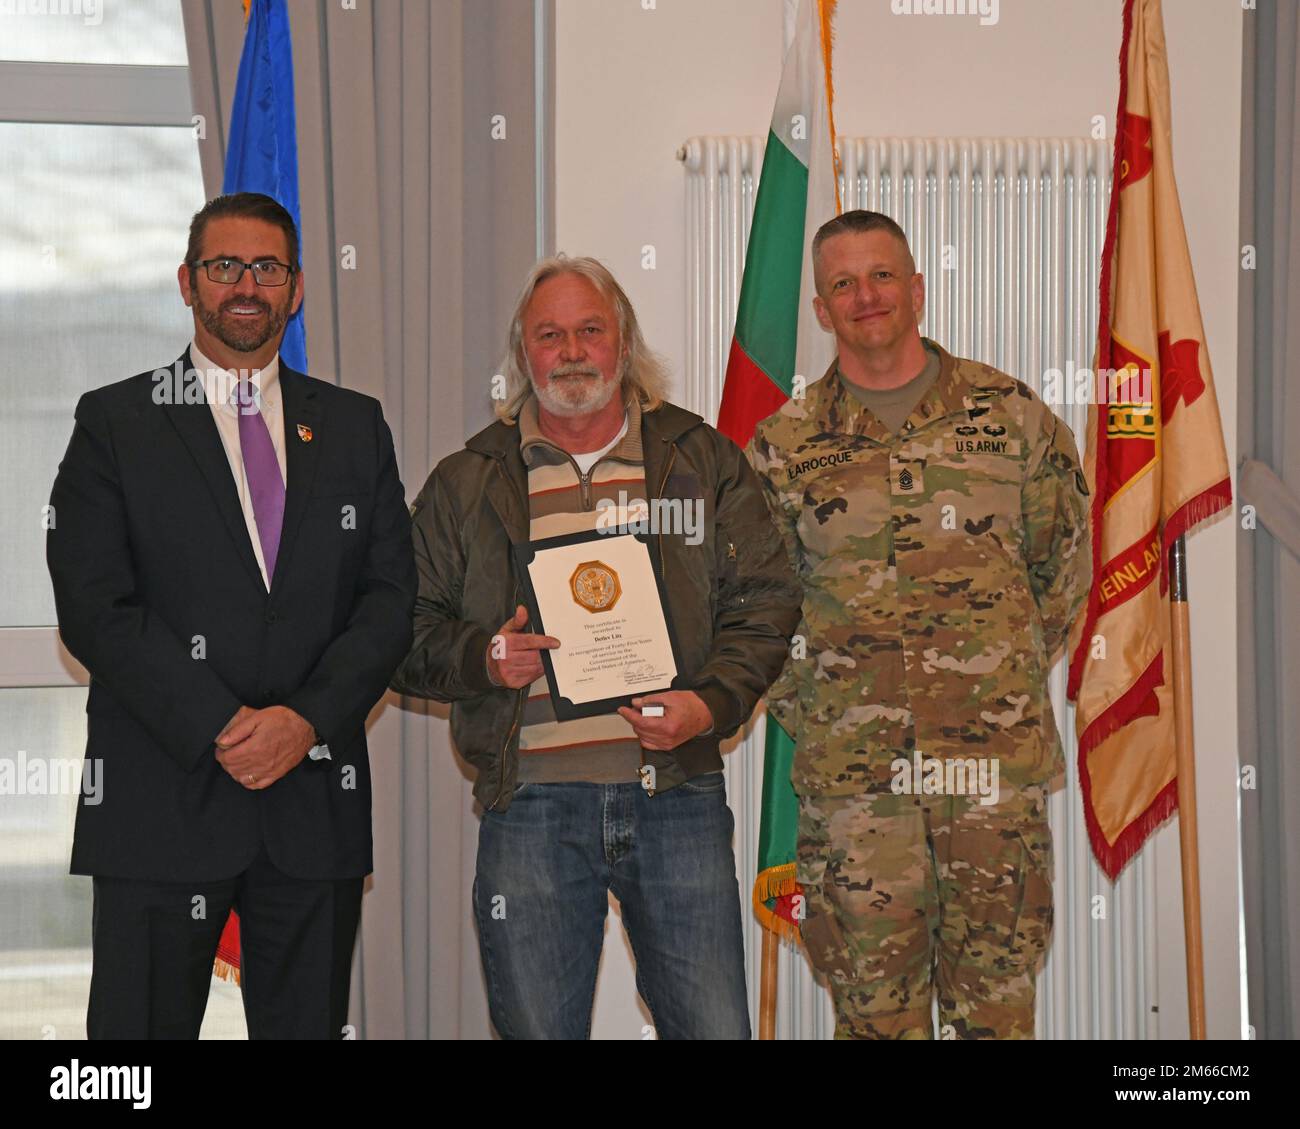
[554, 0, 1243, 1039]
[555, 0, 785, 1039]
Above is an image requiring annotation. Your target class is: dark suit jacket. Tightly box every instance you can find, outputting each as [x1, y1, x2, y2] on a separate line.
[47, 350, 416, 883]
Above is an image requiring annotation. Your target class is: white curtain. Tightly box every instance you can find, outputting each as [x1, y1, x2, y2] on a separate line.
[181, 0, 553, 1039]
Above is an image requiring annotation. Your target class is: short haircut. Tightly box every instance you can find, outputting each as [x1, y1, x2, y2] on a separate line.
[185, 192, 300, 271]
[812, 209, 916, 287]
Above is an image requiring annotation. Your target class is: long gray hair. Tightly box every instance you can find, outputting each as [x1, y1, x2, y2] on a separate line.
[496, 255, 671, 422]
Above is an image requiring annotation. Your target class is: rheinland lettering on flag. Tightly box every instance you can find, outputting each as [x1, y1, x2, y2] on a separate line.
[719, 0, 840, 940]
[1065, 0, 1232, 880]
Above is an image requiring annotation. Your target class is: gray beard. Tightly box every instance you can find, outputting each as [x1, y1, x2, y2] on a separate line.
[530, 365, 621, 418]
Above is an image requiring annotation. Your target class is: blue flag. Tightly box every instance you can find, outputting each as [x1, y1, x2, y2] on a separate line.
[222, 0, 307, 372]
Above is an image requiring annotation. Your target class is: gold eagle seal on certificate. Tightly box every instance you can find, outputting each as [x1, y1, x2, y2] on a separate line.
[569, 560, 621, 613]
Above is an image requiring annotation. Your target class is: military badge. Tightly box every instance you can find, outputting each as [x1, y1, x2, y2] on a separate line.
[889, 452, 925, 495]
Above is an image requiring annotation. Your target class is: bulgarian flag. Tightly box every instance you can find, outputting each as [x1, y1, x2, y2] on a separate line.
[1065, 0, 1232, 879]
[214, 0, 306, 984]
[716, 0, 840, 940]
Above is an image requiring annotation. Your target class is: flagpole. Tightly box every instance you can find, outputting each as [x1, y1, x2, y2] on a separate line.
[1168, 534, 1206, 1039]
[759, 931, 778, 1039]
[758, 4, 799, 1048]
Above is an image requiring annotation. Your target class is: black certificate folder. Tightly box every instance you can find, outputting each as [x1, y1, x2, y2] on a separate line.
[511, 527, 684, 721]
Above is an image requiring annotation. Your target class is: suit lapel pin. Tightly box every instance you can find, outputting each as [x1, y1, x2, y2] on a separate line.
[296, 423, 313, 443]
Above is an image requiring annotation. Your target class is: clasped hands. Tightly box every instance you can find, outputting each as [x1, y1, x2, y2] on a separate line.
[215, 705, 316, 790]
[486, 605, 713, 751]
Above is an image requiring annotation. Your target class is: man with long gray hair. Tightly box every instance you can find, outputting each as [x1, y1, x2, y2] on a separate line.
[392, 255, 800, 1039]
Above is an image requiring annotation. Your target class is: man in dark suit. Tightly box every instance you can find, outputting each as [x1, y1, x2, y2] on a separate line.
[46, 192, 416, 1039]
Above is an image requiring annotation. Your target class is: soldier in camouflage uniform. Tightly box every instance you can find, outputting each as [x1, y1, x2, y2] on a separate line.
[747, 210, 1091, 1039]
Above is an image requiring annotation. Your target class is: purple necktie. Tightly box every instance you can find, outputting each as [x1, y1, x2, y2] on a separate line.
[235, 380, 285, 584]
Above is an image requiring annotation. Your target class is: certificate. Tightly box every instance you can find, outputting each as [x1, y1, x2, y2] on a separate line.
[512, 528, 683, 720]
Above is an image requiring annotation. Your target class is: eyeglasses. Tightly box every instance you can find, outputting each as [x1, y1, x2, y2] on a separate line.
[191, 257, 295, 287]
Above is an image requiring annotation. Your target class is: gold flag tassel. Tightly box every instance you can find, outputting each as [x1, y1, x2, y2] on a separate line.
[753, 862, 801, 943]
[212, 956, 241, 986]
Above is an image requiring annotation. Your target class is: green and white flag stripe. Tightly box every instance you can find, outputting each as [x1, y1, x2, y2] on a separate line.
[718, 0, 838, 446]
[715, 0, 839, 939]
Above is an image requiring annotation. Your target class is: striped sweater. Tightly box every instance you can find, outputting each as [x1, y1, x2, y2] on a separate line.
[515, 395, 685, 790]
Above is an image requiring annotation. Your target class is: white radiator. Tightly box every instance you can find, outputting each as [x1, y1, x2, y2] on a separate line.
[680, 135, 1158, 1040]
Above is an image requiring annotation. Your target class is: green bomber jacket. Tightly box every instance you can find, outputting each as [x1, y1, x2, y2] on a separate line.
[390, 396, 803, 812]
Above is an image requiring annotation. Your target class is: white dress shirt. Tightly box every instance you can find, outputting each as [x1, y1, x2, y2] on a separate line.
[189, 340, 329, 761]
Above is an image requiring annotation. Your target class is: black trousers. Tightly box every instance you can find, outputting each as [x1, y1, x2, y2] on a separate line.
[86, 847, 363, 1040]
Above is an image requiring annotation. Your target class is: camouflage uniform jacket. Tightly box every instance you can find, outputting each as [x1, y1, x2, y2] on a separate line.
[747, 339, 1091, 797]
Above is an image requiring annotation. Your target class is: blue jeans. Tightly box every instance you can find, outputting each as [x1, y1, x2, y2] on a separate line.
[473, 773, 751, 1039]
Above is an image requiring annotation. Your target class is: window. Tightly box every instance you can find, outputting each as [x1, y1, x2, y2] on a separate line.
[0, 0, 246, 1039]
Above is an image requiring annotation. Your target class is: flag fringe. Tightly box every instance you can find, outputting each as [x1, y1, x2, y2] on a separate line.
[753, 898, 802, 944]
[1076, 649, 1173, 880]
[755, 862, 798, 903]
[1158, 477, 1233, 593]
[212, 957, 241, 986]
[752, 864, 802, 943]
[816, 0, 842, 214]
[1082, 766, 1177, 881]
